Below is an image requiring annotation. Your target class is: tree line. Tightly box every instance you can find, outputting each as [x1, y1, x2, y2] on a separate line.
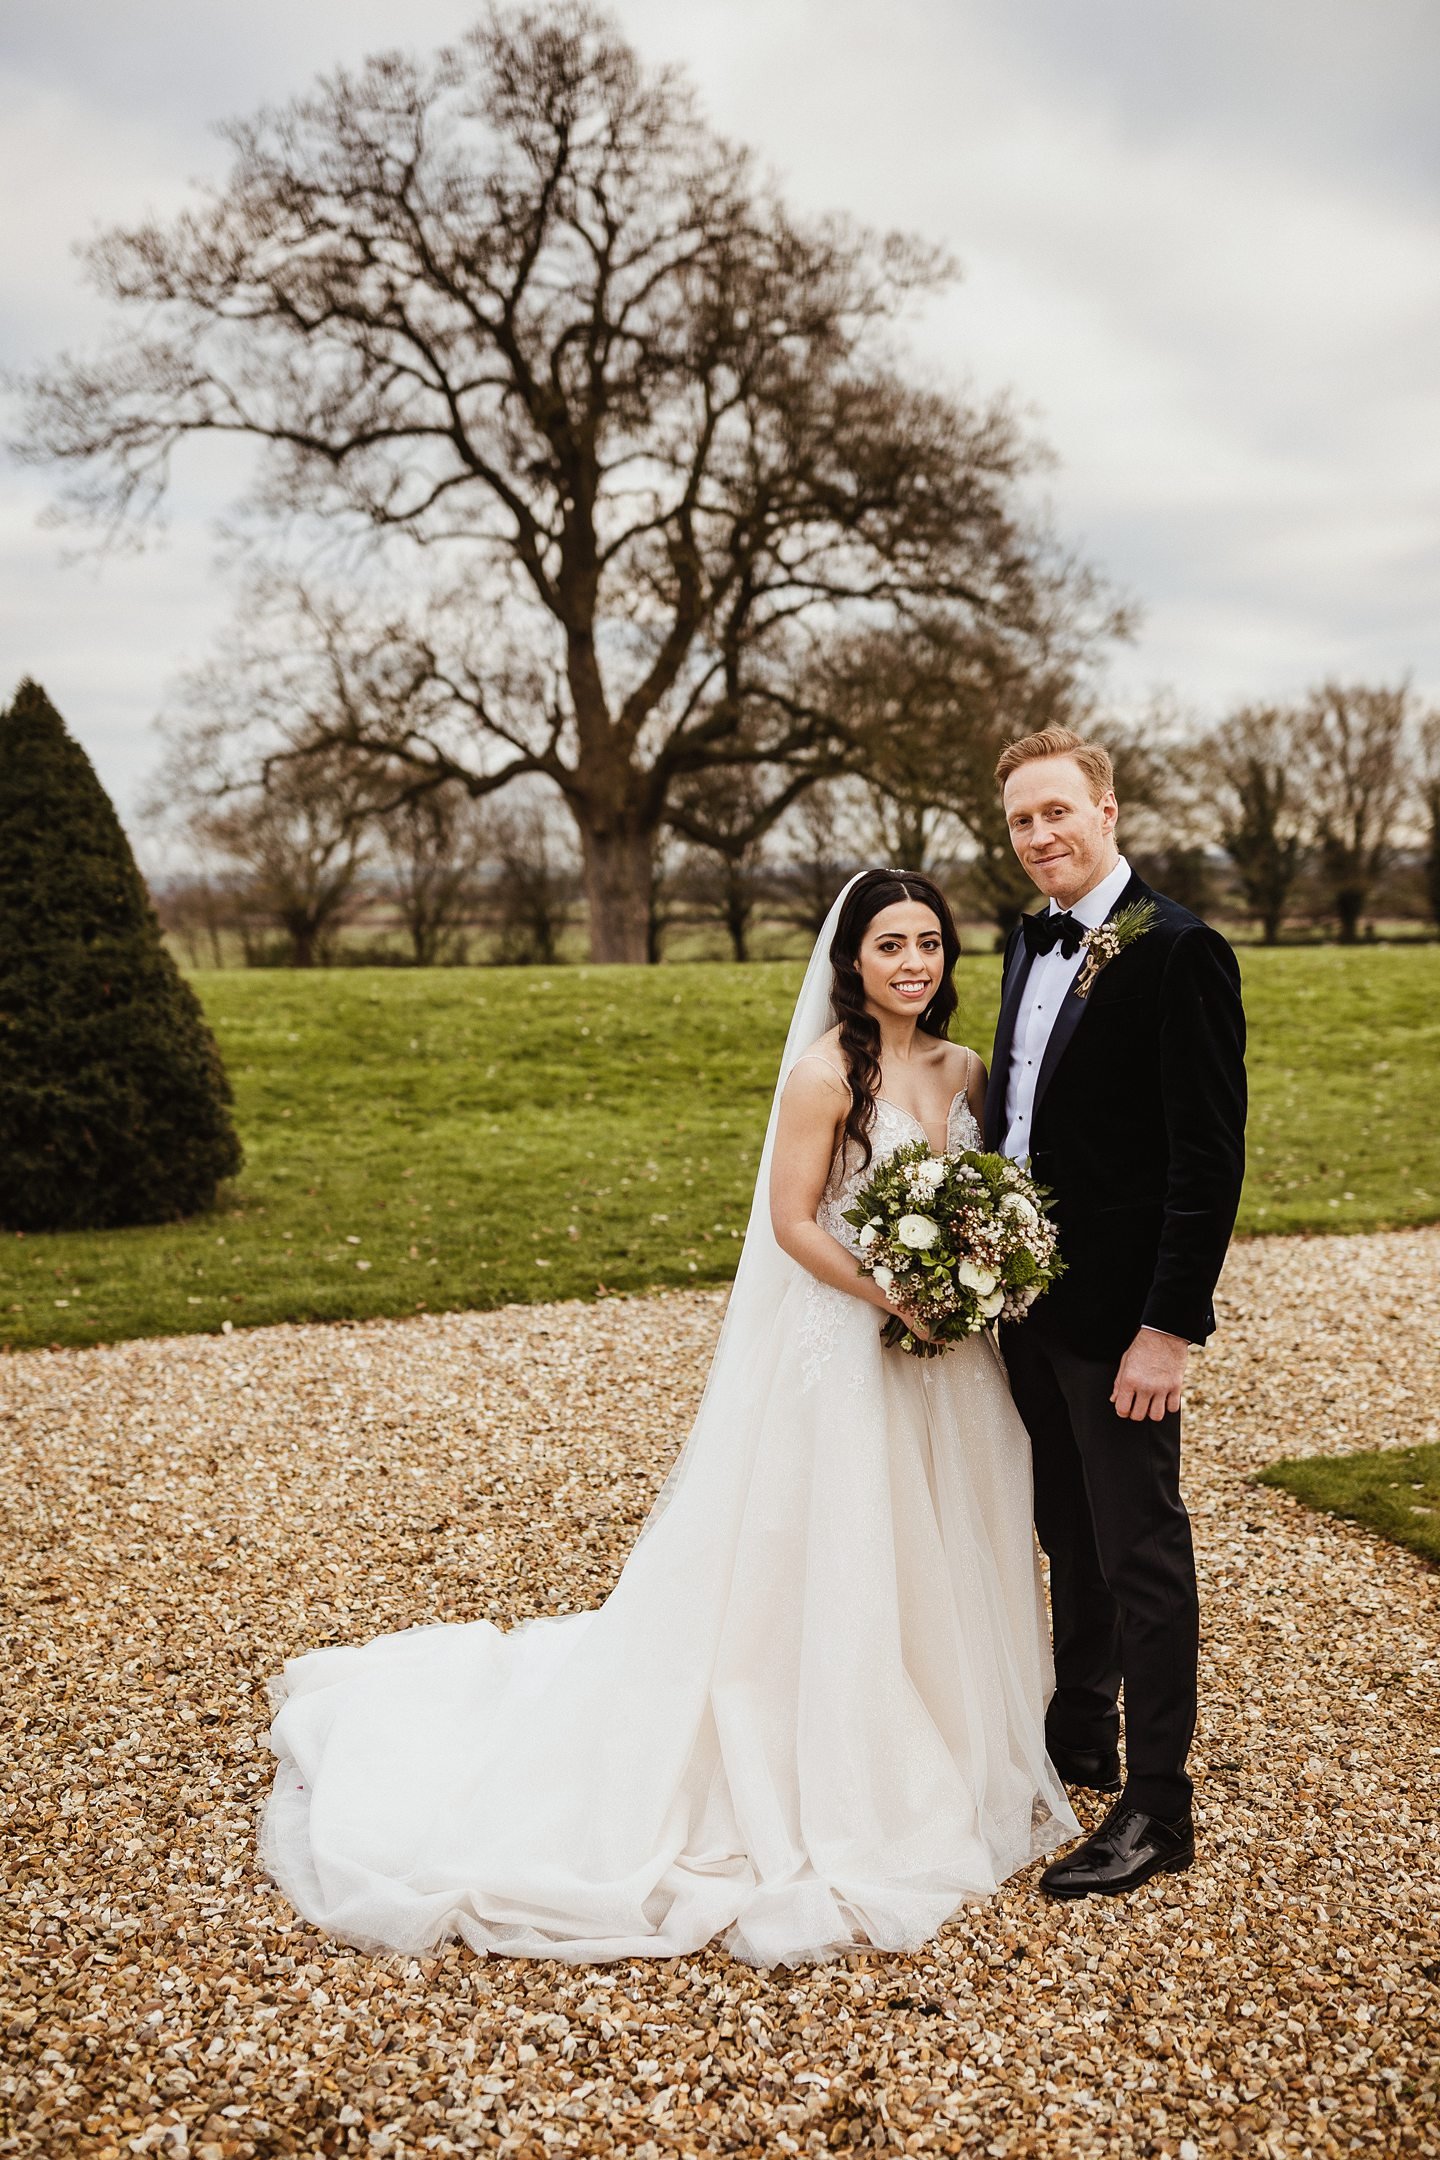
[150, 674, 1437, 967]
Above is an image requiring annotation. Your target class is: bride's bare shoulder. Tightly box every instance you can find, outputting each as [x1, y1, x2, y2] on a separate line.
[785, 1030, 850, 1103]
[940, 1035, 983, 1073]
[938, 1037, 988, 1096]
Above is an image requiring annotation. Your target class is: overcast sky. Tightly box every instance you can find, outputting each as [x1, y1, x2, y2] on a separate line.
[2, 0, 1437, 829]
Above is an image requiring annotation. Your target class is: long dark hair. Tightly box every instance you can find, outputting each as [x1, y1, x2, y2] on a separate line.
[829, 869, 961, 1168]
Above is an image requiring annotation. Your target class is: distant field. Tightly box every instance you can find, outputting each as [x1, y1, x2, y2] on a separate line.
[2, 946, 1436, 1351]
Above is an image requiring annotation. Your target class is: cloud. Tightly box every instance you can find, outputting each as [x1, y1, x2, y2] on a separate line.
[0, 469, 234, 822]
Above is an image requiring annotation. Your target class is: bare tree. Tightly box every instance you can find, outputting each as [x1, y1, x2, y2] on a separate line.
[153, 871, 234, 968]
[1198, 706, 1308, 944]
[640, 827, 681, 963]
[668, 759, 772, 961]
[487, 798, 577, 964]
[1300, 683, 1410, 943]
[858, 784, 957, 880]
[376, 783, 488, 965]
[196, 759, 370, 967]
[17, 6, 1087, 963]
[771, 783, 861, 941]
[818, 576, 1128, 938]
[678, 845, 764, 961]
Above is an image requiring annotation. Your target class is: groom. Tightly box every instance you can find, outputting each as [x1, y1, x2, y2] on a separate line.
[985, 727, 1246, 1898]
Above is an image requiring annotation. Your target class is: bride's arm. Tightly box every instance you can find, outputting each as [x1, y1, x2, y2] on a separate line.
[768, 1063, 902, 1314]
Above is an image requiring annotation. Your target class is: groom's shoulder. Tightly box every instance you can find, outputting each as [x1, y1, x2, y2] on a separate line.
[1135, 881, 1242, 984]
[1139, 883, 1209, 942]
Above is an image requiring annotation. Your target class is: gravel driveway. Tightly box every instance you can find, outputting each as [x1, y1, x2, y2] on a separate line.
[4, 1230, 1438, 2158]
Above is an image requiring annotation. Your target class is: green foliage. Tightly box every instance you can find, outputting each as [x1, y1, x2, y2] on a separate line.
[0, 945, 1436, 1349]
[0, 680, 242, 1231]
[1257, 1444, 1440, 1568]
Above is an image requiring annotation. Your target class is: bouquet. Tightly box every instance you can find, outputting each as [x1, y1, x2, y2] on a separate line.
[842, 1140, 1064, 1356]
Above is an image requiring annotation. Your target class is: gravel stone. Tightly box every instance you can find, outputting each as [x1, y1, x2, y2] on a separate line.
[3, 1229, 1437, 2157]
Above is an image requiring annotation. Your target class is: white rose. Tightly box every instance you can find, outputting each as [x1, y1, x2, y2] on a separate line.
[857, 1222, 878, 1250]
[956, 1258, 998, 1296]
[872, 1264, 895, 1294]
[999, 1191, 1039, 1226]
[915, 1157, 946, 1191]
[896, 1214, 939, 1251]
[980, 1288, 1006, 1319]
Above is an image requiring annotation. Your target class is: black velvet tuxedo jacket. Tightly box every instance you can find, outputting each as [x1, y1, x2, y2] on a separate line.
[985, 872, 1247, 1361]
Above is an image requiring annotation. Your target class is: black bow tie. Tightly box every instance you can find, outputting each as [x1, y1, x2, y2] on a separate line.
[1022, 908, 1084, 959]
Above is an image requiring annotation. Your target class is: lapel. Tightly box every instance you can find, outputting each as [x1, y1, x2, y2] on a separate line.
[984, 925, 1034, 1150]
[1031, 869, 1151, 1120]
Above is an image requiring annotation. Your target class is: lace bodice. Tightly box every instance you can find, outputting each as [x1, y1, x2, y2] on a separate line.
[815, 1083, 983, 1254]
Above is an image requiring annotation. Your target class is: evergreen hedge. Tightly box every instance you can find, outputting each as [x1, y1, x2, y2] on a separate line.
[0, 680, 242, 1231]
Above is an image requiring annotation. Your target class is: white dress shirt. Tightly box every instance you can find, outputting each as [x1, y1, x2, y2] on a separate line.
[1002, 854, 1132, 1165]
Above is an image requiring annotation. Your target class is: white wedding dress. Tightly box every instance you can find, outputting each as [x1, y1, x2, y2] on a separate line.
[262, 888, 1078, 1967]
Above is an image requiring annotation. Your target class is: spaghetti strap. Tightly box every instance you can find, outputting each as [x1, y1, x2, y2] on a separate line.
[792, 1051, 848, 1084]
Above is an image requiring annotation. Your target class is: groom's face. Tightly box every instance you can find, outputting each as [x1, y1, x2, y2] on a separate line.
[1003, 754, 1120, 909]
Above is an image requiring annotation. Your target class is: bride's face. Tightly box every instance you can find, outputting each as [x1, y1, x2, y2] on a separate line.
[856, 902, 946, 1020]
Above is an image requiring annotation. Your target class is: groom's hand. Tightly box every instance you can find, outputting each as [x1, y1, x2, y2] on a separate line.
[1111, 1328, 1189, 1422]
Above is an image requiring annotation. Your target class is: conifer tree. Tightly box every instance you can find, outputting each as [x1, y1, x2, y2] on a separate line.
[0, 680, 242, 1230]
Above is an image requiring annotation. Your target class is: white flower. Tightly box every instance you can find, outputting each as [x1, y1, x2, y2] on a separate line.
[872, 1264, 895, 1293]
[857, 1222, 879, 1250]
[956, 1259, 998, 1296]
[999, 1191, 1039, 1226]
[980, 1288, 1006, 1320]
[914, 1157, 946, 1191]
[896, 1214, 939, 1251]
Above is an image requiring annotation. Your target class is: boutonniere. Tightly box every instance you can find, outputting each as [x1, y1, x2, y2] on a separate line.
[1074, 900, 1157, 999]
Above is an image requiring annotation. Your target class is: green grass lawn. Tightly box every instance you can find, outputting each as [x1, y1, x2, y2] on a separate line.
[2, 945, 1437, 1352]
[1257, 1443, 1440, 1568]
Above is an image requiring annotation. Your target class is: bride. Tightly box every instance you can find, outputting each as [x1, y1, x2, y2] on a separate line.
[261, 868, 1078, 1966]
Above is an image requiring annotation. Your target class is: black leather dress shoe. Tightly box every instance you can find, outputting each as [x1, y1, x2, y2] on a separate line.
[1047, 1742, 1122, 1794]
[1040, 1804, 1195, 1899]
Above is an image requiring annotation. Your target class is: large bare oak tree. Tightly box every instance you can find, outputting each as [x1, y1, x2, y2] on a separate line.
[17, 4, 1097, 960]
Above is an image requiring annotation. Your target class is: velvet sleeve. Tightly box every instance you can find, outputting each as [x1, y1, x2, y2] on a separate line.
[1140, 925, 1247, 1342]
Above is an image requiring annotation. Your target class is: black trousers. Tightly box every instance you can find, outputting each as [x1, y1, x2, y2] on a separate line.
[1001, 1321, 1199, 1820]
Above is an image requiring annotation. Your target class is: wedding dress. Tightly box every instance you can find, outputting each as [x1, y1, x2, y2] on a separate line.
[261, 880, 1078, 1966]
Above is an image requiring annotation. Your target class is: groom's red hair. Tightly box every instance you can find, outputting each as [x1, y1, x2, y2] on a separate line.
[994, 726, 1114, 802]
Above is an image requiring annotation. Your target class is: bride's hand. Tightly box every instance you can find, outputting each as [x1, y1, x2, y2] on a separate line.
[884, 1295, 937, 1344]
